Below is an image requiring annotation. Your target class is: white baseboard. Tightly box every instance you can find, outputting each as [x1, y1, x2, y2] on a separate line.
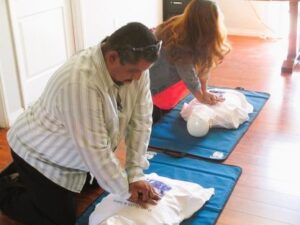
[8, 108, 24, 127]
[227, 28, 278, 39]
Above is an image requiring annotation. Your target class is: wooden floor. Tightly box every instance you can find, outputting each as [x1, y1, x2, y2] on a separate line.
[1, 35, 300, 225]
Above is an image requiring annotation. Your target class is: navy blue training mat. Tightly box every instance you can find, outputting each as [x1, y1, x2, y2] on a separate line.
[149, 87, 270, 160]
[76, 152, 242, 225]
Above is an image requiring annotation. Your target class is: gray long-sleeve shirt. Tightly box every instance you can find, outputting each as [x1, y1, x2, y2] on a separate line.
[150, 49, 200, 96]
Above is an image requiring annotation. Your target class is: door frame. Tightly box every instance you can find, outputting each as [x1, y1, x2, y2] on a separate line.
[0, 66, 9, 128]
[70, 0, 85, 50]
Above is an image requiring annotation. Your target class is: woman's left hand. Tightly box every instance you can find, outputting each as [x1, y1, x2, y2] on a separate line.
[201, 91, 225, 105]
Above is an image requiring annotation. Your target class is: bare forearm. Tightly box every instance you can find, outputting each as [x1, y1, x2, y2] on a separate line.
[194, 73, 224, 105]
[199, 70, 210, 91]
[192, 72, 209, 102]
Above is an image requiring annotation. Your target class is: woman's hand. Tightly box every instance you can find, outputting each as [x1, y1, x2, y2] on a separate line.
[128, 180, 161, 208]
[197, 71, 224, 105]
[199, 91, 225, 105]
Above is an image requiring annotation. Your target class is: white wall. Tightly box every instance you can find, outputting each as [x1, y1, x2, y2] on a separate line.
[74, 0, 162, 49]
[76, 0, 289, 48]
[218, 0, 289, 38]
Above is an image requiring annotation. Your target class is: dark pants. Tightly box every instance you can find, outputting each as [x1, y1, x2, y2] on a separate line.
[152, 105, 170, 124]
[1, 151, 76, 225]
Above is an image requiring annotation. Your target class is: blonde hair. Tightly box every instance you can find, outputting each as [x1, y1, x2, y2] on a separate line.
[156, 0, 230, 74]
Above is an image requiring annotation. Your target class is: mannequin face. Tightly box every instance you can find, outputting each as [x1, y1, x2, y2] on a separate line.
[105, 51, 153, 84]
[187, 114, 210, 137]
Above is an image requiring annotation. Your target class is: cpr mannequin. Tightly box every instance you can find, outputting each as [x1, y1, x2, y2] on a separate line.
[181, 89, 254, 137]
[89, 173, 214, 225]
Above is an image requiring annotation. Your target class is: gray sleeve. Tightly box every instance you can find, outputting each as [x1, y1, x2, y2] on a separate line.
[175, 64, 200, 93]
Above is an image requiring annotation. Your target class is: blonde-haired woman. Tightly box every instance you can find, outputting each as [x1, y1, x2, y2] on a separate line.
[150, 0, 231, 122]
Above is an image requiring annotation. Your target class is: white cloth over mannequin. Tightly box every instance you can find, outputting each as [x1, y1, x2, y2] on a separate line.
[89, 173, 214, 225]
[180, 89, 254, 137]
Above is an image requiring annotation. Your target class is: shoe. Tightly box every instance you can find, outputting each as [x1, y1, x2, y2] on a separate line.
[0, 173, 25, 208]
[0, 173, 23, 189]
[0, 163, 17, 178]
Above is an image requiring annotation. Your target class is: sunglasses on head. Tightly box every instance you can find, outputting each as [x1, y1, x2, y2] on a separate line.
[119, 40, 162, 61]
[130, 40, 162, 54]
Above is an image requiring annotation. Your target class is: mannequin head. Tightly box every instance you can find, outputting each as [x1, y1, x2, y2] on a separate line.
[187, 113, 210, 137]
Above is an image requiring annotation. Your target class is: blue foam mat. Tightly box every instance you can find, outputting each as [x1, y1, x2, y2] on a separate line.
[76, 152, 242, 225]
[149, 88, 270, 160]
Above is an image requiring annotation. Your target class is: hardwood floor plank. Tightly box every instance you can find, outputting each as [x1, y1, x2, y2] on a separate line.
[219, 208, 293, 225]
[227, 154, 300, 183]
[233, 184, 300, 211]
[225, 196, 300, 225]
[238, 174, 300, 197]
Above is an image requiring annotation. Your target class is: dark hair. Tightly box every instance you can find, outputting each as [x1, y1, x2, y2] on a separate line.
[103, 22, 160, 64]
